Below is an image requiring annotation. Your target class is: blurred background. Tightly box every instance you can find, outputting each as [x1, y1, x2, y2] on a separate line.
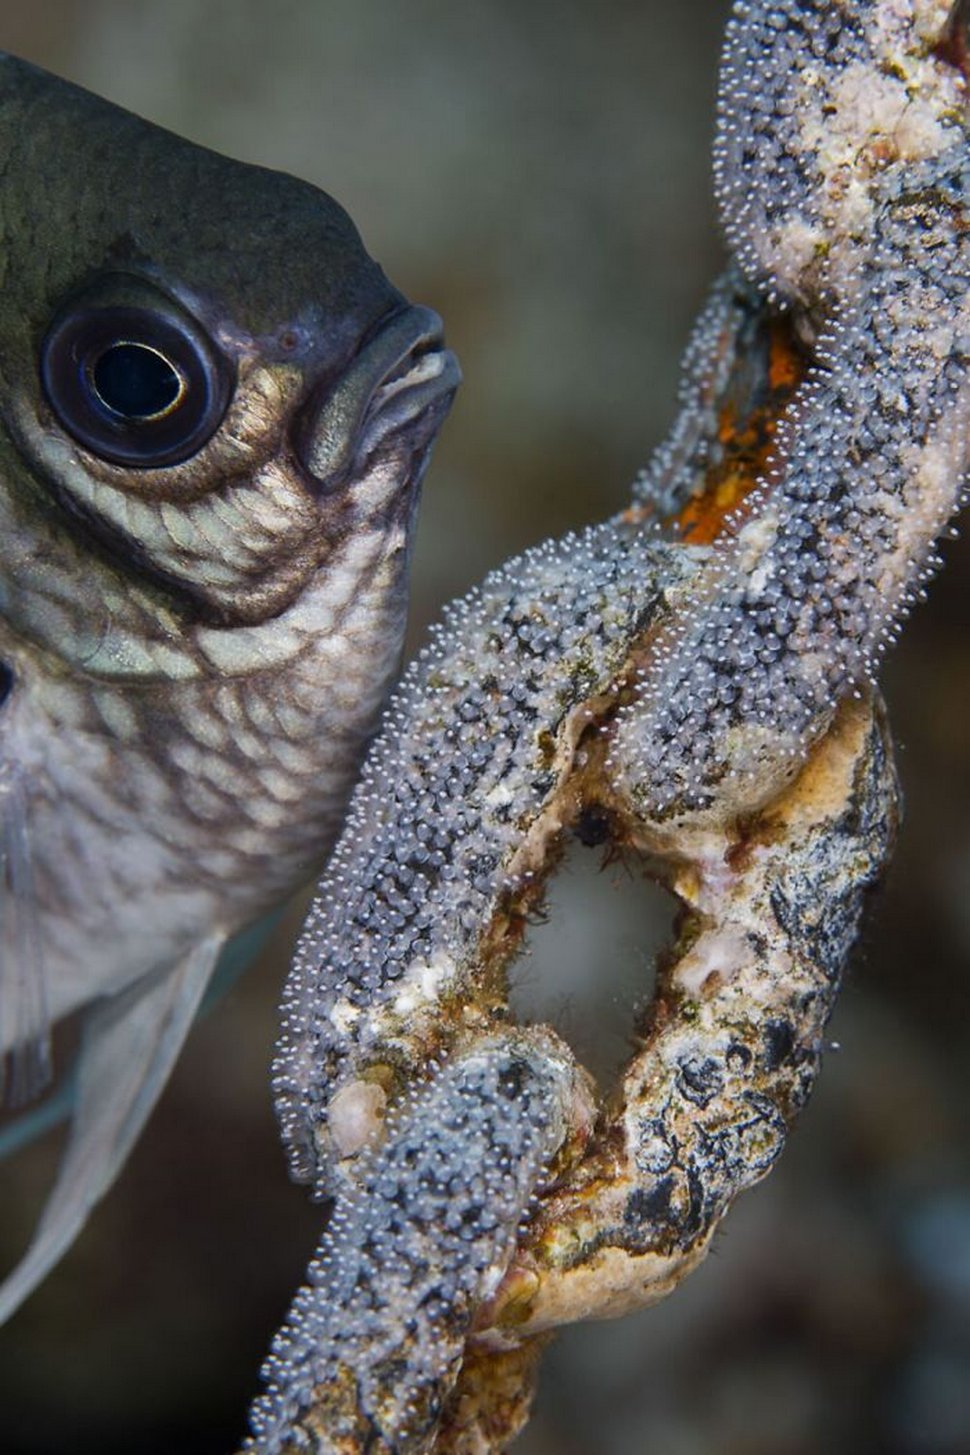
[0, 2, 968, 1451]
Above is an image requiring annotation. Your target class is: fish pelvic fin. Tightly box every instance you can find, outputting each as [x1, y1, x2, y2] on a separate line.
[0, 932, 223, 1324]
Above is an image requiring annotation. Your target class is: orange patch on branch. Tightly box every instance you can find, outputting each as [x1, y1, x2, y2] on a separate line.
[677, 315, 806, 545]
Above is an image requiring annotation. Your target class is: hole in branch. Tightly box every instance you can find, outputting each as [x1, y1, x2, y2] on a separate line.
[509, 838, 677, 1090]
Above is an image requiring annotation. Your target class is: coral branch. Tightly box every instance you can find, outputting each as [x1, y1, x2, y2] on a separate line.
[242, 4, 967, 1451]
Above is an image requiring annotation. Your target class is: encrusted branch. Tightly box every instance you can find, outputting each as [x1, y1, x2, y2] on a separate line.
[240, 4, 969, 1451]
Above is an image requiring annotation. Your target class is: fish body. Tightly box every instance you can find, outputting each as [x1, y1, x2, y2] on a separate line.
[0, 52, 458, 1319]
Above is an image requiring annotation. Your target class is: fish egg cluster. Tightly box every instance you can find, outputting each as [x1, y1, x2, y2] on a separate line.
[247, 1040, 569, 1453]
[274, 524, 695, 1191]
[255, 3, 966, 1446]
[714, 0, 868, 300]
[613, 0, 970, 821]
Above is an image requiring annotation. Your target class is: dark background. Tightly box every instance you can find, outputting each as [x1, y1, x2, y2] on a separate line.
[0, 2, 968, 1451]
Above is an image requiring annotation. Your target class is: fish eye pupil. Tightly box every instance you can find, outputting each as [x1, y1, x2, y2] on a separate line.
[91, 342, 184, 421]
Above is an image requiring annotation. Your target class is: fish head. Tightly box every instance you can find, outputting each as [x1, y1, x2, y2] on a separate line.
[0, 53, 460, 648]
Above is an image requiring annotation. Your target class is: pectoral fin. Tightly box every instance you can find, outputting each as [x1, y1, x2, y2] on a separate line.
[0, 932, 223, 1324]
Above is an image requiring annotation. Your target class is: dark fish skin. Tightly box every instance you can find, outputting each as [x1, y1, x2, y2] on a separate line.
[0, 51, 459, 1321]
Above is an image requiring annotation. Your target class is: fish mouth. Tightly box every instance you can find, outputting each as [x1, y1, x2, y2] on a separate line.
[297, 303, 461, 492]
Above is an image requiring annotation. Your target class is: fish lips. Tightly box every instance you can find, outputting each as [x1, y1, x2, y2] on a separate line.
[296, 303, 460, 497]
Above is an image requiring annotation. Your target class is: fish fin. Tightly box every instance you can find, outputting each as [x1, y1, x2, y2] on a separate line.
[0, 932, 223, 1324]
[0, 907, 285, 1166]
[0, 1065, 76, 1164]
[0, 762, 51, 1104]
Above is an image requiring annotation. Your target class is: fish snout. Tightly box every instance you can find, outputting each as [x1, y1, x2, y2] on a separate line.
[295, 304, 461, 493]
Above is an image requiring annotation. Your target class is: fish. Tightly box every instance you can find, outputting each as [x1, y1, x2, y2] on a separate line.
[0, 51, 459, 1322]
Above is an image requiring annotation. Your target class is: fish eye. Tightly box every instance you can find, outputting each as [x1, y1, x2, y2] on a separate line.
[40, 280, 233, 468]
